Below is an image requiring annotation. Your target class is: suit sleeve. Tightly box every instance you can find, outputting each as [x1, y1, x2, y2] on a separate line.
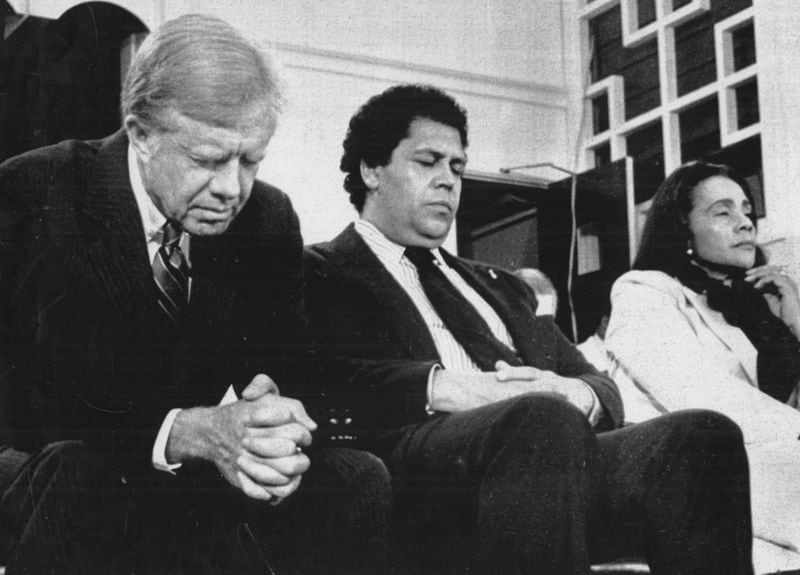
[0, 154, 41, 449]
[508, 271, 623, 430]
[605, 273, 800, 444]
[0, 148, 169, 465]
[551, 317, 623, 430]
[298, 248, 438, 443]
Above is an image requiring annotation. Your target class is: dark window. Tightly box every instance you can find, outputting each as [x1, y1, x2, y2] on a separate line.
[594, 143, 612, 167]
[591, 0, 753, 86]
[589, 6, 662, 120]
[672, 2, 755, 96]
[627, 122, 664, 203]
[712, 0, 753, 22]
[592, 93, 610, 134]
[679, 96, 720, 162]
[705, 135, 764, 216]
[638, 0, 657, 27]
[736, 79, 759, 128]
[623, 40, 660, 119]
[675, 13, 715, 97]
[589, 7, 623, 83]
[732, 21, 756, 71]
[589, 0, 757, 152]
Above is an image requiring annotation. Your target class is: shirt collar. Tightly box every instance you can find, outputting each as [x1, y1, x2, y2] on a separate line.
[354, 219, 445, 265]
[128, 143, 167, 243]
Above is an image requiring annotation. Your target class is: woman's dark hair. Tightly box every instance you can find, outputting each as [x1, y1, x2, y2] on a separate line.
[339, 84, 468, 212]
[633, 160, 764, 277]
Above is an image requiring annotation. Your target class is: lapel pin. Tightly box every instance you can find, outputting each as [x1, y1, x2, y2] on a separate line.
[488, 269, 498, 280]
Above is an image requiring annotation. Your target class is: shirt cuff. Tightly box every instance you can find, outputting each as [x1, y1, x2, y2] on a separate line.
[425, 364, 443, 414]
[584, 384, 602, 426]
[152, 408, 183, 473]
[220, 384, 238, 406]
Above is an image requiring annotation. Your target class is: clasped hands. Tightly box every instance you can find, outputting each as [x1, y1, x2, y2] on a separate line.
[493, 360, 595, 415]
[167, 373, 316, 503]
[430, 361, 594, 416]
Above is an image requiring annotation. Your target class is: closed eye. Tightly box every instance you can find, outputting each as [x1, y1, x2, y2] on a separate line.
[414, 151, 466, 176]
[192, 156, 225, 169]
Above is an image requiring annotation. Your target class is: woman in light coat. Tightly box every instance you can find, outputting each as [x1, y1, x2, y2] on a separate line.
[606, 161, 800, 555]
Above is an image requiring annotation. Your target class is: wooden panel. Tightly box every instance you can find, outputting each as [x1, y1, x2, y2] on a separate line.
[537, 159, 630, 341]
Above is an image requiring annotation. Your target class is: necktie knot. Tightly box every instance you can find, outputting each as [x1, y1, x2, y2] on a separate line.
[161, 220, 183, 251]
[404, 247, 436, 270]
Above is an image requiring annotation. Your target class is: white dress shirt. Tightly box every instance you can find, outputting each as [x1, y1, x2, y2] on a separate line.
[355, 219, 517, 371]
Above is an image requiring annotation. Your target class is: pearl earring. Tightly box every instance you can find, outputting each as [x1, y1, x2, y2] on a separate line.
[686, 247, 694, 257]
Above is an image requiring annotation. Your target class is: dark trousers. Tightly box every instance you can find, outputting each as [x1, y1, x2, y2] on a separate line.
[388, 394, 753, 575]
[0, 444, 391, 575]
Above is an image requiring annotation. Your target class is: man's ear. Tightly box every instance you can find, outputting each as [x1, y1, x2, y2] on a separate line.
[360, 160, 381, 192]
[124, 115, 157, 161]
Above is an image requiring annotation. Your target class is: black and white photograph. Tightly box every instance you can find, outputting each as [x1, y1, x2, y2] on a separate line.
[1, 1, 799, 573]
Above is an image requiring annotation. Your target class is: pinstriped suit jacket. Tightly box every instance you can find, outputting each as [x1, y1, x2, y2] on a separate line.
[0, 129, 306, 472]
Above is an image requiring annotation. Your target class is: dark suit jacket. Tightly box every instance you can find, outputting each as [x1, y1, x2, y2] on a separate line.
[0, 130, 307, 473]
[303, 224, 623, 450]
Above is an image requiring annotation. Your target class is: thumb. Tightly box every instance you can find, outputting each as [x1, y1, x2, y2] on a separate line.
[287, 400, 318, 432]
[494, 360, 513, 371]
[494, 360, 514, 381]
[242, 373, 279, 401]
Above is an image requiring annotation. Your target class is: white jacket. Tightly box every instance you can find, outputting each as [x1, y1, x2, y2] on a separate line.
[606, 270, 800, 445]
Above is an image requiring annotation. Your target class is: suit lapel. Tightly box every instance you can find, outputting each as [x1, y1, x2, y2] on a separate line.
[78, 129, 163, 326]
[328, 225, 440, 361]
[188, 234, 241, 332]
[441, 252, 542, 364]
[682, 285, 758, 385]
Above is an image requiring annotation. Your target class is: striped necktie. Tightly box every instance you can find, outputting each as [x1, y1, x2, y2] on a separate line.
[404, 247, 523, 371]
[153, 220, 190, 322]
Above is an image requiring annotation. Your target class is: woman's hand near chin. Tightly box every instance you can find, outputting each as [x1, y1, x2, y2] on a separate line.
[746, 265, 800, 338]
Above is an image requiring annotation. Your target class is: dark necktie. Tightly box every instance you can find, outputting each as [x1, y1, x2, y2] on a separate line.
[404, 247, 522, 370]
[153, 220, 190, 322]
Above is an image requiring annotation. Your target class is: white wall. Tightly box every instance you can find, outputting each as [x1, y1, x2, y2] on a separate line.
[265, 53, 569, 243]
[14, 0, 573, 246]
[753, 0, 800, 276]
[179, 0, 572, 244]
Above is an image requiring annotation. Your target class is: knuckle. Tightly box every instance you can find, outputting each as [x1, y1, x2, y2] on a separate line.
[286, 423, 306, 440]
[267, 485, 294, 499]
[295, 454, 311, 472]
[260, 463, 282, 482]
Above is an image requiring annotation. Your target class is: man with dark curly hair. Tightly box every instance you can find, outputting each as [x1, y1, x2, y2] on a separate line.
[304, 83, 755, 574]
